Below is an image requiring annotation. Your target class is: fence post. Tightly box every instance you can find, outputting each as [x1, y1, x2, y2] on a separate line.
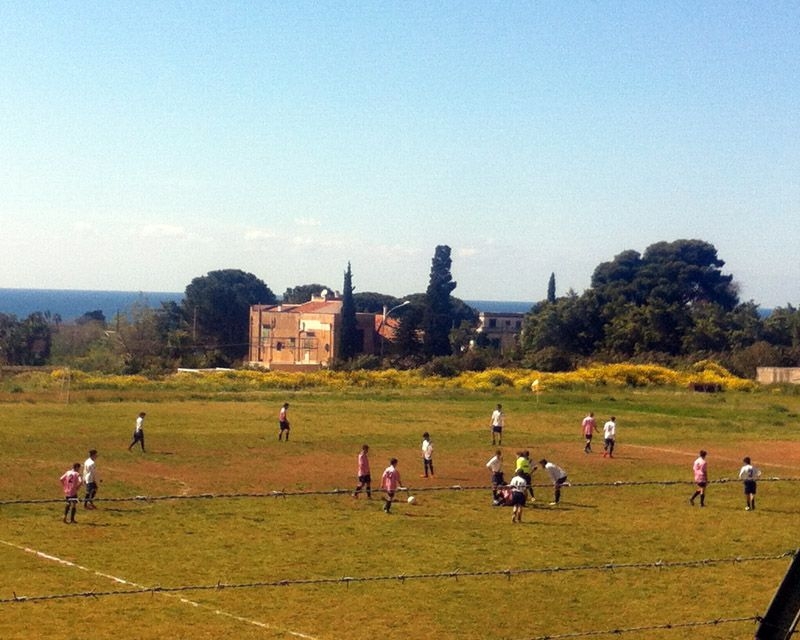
[755, 549, 800, 640]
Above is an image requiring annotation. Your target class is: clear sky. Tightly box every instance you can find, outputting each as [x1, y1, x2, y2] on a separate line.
[1, 2, 798, 307]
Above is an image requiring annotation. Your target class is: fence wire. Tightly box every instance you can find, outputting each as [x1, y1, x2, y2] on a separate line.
[2, 476, 798, 506]
[2, 550, 795, 605]
[526, 615, 762, 639]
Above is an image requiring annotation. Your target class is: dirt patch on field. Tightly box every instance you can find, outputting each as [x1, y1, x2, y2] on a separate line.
[624, 441, 800, 472]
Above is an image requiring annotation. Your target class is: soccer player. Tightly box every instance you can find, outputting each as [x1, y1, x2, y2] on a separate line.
[278, 402, 290, 441]
[486, 449, 505, 501]
[738, 456, 761, 511]
[515, 451, 536, 500]
[582, 412, 599, 453]
[490, 404, 504, 445]
[83, 449, 99, 509]
[689, 450, 708, 507]
[539, 458, 570, 505]
[509, 469, 528, 523]
[128, 412, 146, 452]
[421, 432, 434, 478]
[353, 444, 372, 499]
[60, 462, 82, 523]
[602, 416, 616, 458]
[380, 458, 403, 514]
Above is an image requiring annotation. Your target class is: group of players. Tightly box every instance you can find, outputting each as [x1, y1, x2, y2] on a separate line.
[59, 412, 146, 523]
[57, 403, 764, 523]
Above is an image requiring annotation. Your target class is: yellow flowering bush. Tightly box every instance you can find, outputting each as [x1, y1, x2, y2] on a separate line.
[3, 361, 760, 396]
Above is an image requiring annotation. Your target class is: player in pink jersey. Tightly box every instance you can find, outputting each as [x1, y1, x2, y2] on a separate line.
[689, 450, 708, 507]
[582, 412, 598, 453]
[278, 403, 290, 441]
[353, 444, 372, 498]
[60, 462, 83, 523]
[380, 458, 403, 513]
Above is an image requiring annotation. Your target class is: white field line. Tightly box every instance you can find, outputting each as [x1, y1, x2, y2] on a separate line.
[0, 539, 318, 639]
[103, 464, 193, 496]
[623, 443, 798, 472]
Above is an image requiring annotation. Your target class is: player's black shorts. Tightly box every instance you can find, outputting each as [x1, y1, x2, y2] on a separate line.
[511, 491, 526, 506]
[743, 480, 757, 494]
[358, 474, 371, 484]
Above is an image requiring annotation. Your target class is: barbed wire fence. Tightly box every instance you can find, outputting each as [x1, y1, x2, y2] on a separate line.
[1, 550, 795, 605]
[526, 615, 766, 639]
[2, 476, 798, 506]
[3, 481, 799, 638]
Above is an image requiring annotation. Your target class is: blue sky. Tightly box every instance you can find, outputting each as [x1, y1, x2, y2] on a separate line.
[1, 2, 797, 307]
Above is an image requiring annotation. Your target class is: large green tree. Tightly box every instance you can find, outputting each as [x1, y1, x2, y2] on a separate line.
[423, 245, 457, 357]
[183, 269, 276, 364]
[523, 239, 755, 368]
[338, 263, 359, 360]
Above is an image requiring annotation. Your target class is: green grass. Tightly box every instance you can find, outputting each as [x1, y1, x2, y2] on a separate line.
[1, 386, 799, 639]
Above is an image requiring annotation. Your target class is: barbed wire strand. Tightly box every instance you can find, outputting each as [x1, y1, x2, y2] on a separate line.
[2, 477, 798, 506]
[2, 550, 794, 605]
[526, 615, 762, 639]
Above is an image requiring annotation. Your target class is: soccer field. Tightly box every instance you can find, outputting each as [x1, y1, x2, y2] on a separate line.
[2, 388, 799, 639]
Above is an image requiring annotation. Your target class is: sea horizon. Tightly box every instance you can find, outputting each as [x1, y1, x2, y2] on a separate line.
[0, 287, 534, 322]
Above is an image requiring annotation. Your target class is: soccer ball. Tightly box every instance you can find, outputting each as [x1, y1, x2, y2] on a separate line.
[407, 495, 417, 504]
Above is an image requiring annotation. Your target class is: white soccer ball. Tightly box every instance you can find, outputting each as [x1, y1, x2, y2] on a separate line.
[407, 495, 417, 504]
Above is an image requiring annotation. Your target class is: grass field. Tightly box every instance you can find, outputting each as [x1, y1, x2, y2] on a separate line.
[1, 385, 799, 639]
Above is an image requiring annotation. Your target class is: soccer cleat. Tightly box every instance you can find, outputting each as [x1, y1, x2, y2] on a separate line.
[549, 501, 558, 506]
[745, 506, 751, 511]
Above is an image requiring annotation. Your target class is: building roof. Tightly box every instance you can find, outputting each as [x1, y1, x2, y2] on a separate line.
[292, 299, 343, 314]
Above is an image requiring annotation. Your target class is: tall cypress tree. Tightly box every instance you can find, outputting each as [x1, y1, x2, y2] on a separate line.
[423, 245, 457, 357]
[339, 262, 359, 360]
[547, 272, 556, 303]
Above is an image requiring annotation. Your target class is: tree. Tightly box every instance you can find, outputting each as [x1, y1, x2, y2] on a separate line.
[155, 300, 191, 368]
[522, 239, 756, 365]
[183, 269, 276, 364]
[763, 305, 800, 349]
[423, 245, 457, 357]
[338, 263, 359, 360]
[547, 272, 556, 303]
[77, 310, 106, 325]
[638, 240, 738, 310]
[282, 284, 333, 304]
[394, 303, 423, 359]
[114, 303, 163, 374]
[0, 312, 52, 366]
[50, 312, 114, 371]
[353, 292, 402, 313]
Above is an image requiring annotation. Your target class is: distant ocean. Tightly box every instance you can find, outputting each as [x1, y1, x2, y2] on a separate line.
[0, 288, 534, 322]
[0, 289, 184, 322]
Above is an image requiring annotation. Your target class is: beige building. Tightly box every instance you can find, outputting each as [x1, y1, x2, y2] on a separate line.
[475, 311, 524, 352]
[756, 367, 800, 385]
[248, 294, 378, 370]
